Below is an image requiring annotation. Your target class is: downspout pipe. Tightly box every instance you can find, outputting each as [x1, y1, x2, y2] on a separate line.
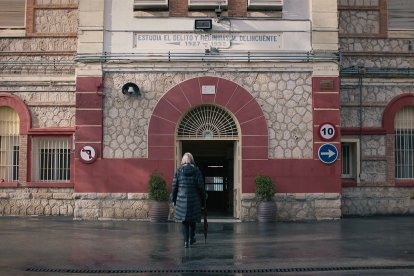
[358, 67, 365, 183]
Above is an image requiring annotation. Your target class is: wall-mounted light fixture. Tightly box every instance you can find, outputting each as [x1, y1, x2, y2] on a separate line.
[205, 47, 220, 55]
[215, 6, 222, 21]
[121, 82, 140, 96]
[195, 19, 212, 30]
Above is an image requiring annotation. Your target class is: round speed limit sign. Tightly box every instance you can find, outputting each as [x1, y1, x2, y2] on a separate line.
[318, 123, 337, 141]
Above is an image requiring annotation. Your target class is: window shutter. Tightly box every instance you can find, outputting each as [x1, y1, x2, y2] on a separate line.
[0, 0, 25, 28]
[247, 0, 283, 11]
[134, 0, 168, 10]
[388, 0, 414, 30]
[188, 0, 228, 10]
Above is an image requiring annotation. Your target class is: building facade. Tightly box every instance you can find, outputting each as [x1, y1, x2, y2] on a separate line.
[339, 0, 414, 215]
[0, 0, 77, 216]
[0, 0, 413, 221]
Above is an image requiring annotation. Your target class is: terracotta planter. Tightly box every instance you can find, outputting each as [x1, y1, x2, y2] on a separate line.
[257, 201, 276, 222]
[149, 201, 169, 222]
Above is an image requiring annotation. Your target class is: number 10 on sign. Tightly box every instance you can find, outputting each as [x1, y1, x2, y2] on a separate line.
[319, 123, 337, 141]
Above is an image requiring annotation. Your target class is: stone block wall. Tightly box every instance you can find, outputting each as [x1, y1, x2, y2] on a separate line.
[341, 84, 413, 128]
[73, 193, 176, 221]
[343, 187, 414, 216]
[104, 71, 313, 160]
[73, 192, 342, 221]
[0, 86, 76, 128]
[0, 0, 78, 75]
[0, 188, 74, 216]
[339, 0, 414, 217]
[241, 193, 342, 221]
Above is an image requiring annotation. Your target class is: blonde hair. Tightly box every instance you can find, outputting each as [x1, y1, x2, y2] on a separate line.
[181, 152, 195, 165]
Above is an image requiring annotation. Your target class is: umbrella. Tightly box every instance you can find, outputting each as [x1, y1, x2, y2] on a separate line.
[203, 196, 208, 244]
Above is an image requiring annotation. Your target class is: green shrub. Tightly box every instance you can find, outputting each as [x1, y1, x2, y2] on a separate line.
[254, 175, 275, 201]
[148, 172, 169, 201]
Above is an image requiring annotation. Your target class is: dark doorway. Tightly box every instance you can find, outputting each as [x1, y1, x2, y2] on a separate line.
[182, 140, 234, 218]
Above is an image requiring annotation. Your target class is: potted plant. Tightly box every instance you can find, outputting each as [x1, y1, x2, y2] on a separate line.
[255, 175, 276, 222]
[148, 172, 170, 222]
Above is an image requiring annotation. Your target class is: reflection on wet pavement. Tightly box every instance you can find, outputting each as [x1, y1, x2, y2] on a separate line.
[1, 216, 414, 275]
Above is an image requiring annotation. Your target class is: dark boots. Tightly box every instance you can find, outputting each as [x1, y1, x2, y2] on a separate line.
[182, 221, 196, 248]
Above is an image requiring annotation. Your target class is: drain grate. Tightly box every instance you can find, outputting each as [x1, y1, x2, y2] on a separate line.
[26, 265, 414, 274]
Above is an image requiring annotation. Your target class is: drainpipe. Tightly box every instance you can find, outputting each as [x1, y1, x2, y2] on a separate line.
[357, 66, 366, 183]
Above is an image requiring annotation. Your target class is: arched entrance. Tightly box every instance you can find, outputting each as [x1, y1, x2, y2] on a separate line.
[148, 76, 269, 219]
[176, 105, 240, 218]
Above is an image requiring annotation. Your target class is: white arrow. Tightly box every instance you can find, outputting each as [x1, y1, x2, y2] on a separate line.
[320, 149, 335, 158]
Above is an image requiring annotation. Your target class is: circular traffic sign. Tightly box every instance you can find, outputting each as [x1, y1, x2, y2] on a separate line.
[318, 143, 338, 164]
[80, 145, 97, 164]
[318, 123, 337, 141]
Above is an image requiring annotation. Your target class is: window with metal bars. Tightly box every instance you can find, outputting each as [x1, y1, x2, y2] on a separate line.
[205, 176, 225, 191]
[395, 106, 414, 179]
[0, 106, 20, 182]
[32, 137, 71, 182]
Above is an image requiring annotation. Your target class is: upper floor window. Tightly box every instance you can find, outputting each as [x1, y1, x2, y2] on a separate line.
[188, 0, 228, 10]
[134, 0, 169, 10]
[388, 0, 414, 30]
[248, 0, 282, 11]
[0, 106, 20, 182]
[395, 106, 414, 179]
[134, 0, 282, 13]
[0, 0, 26, 28]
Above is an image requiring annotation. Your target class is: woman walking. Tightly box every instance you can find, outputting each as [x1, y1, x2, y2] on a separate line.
[172, 152, 205, 248]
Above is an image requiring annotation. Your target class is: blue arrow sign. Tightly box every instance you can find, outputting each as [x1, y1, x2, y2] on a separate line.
[318, 143, 338, 164]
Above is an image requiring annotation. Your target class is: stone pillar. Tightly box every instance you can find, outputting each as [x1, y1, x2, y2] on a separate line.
[74, 0, 105, 210]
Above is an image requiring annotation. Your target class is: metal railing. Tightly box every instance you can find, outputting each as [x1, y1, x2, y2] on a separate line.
[75, 51, 339, 63]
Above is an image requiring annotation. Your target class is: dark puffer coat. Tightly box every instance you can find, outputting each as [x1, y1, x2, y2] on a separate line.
[172, 164, 205, 222]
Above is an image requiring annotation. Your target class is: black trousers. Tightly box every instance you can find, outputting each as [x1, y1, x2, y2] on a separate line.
[182, 221, 196, 242]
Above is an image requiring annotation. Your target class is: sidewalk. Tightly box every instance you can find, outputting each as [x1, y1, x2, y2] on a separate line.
[1, 216, 414, 275]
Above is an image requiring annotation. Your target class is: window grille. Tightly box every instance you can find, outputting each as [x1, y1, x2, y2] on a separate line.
[0, 0, 26, 28]
[205, 176, 224, 191]
[341, 143, 353, 178]
[0, 106, 19, 182]
[395, 106, 414, 179]
[177, 105, 238, 139]
[32, 137, 71, 182]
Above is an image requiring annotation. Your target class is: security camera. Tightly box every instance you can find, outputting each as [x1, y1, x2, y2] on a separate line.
[126, 86, 136, 95]
[215, 7, 222, 18]
[122, 82, 140, 96]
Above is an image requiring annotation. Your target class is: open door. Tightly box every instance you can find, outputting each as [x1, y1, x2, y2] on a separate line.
[181, 140, 235, 218]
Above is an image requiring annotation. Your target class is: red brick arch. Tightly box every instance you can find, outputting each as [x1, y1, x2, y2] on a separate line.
[0, 93, 31, 134]
[148, 76, 268, 160]
[383, 93, 414, 134]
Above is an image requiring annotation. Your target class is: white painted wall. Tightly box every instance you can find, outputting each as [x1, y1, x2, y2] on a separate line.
[104, 0, 312, 54]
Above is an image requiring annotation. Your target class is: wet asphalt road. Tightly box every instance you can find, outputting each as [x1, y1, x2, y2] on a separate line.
[1, 216, 414, 275]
